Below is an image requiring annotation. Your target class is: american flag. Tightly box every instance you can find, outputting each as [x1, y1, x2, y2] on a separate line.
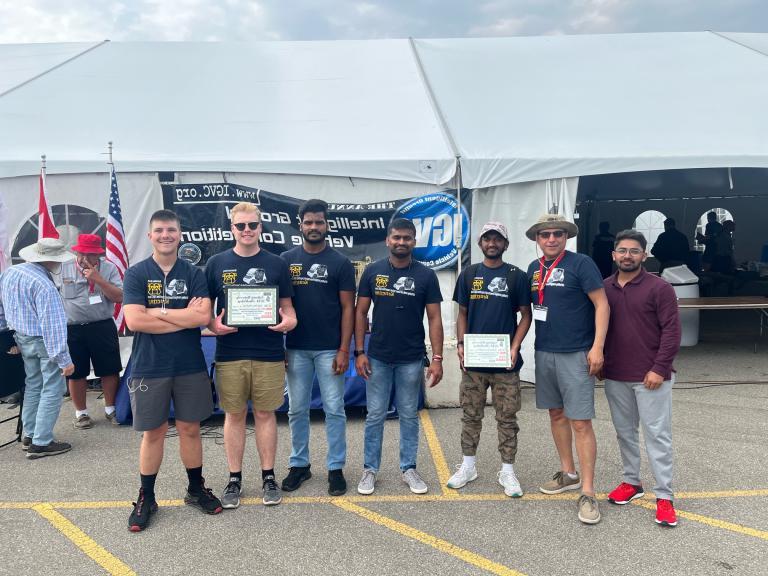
[38, 167, 59, 240]
[105, 166, 129, 331]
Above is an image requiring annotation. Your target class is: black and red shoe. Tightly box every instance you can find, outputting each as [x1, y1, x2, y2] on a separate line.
[128, 488, 158, 532]
[184, 478, 223, 515]
[608, 482, 645, 505]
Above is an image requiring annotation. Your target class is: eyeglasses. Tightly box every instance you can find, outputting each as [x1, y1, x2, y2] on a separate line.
[614, 247, 644, 256]
[537, 230, 566, 239]
[233, 221, 260, 231]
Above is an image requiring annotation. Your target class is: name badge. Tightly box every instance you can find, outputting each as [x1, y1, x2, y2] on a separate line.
[533, 305, 548, 322]
[89, 294, 103, 305]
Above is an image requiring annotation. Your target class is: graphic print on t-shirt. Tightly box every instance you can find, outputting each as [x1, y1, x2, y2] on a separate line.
[393, 276, 415, 293]
[166, 279, 187, 296]
[287, 262, 330, 286]
[243, 268, 266, 284]
[371, 274, 416, 297]
[530, 268, 566, 292]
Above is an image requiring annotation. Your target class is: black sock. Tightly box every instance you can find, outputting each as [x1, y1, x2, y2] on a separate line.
[186, 466, 203, 493]
[229, 471, 242, 483]
[262, 469, 275, 481]
[140, 473, 157, 501]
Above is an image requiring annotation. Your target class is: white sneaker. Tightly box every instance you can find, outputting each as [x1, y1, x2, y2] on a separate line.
[357, 469, 376, 495]
[446, 464, 478, 489]
[402, 468, 428, 494]
[498, 469, 523, 498]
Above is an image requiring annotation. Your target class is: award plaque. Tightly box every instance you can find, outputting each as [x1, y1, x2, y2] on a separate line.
[224, 286, 278, 327]
[463, 334, 512, 369]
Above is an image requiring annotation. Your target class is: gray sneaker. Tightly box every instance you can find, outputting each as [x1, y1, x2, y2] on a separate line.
[262, 475, 282, 506]
[73, 414, 94, 430]
[357, 469, 376, 495]
[21, 436, 32, 451]
[539, 471, 582, 495]
[402, 468, 428, 494]
[105, 411, 119, 426]
[26, 440, 72, 460]
[221, 479, 241, 509]
[578, 494, 601, 524]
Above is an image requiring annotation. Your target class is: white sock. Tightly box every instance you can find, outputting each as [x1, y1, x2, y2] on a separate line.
[566, 471, 579, 480]
[501, 463, 514, 473]
[75, 409, 89, 418]
[105, 406, 116, 416]
[462, 455, 476, 469]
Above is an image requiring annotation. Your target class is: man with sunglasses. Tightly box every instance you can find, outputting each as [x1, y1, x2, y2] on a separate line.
[603, 230, 681, 527]
[280, 199, 356, 496]
[205, 202, 297, 509]
[525, 213, 609, 524]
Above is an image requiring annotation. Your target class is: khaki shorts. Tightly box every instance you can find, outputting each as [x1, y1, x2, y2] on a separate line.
[215, 360, 285, 412]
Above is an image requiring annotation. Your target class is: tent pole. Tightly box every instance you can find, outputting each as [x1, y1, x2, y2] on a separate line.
[456, 157, 464, 275]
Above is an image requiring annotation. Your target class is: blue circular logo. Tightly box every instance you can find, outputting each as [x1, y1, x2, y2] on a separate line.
[392, 192, 469, 270]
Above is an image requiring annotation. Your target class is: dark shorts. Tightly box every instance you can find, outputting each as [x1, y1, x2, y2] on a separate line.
[128, 371, 214, 431]
[66, 319, 123, 380]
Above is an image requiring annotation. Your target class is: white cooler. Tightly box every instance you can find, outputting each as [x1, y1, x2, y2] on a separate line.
[661, 265, 700, 346]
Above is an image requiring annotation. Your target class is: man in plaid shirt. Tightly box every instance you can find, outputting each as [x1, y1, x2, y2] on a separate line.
[0, 238, 75, 459]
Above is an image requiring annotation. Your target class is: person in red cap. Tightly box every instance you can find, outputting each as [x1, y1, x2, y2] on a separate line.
[59, 233, 124, 429]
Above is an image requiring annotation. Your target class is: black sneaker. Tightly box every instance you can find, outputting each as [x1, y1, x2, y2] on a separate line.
[328, 469, 347, 496]
[128, 488, 158, 532]
[21, 436, 32, 451]
[26, 440, 72, 460]
[184, 479, 223, 515]
[281, 466, 312, 492]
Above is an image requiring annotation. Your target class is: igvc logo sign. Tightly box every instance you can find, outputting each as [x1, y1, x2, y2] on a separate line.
[392, 192, 469, 270]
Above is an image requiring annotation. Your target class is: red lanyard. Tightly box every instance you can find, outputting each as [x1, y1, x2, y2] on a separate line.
[537, 251, 566, 305]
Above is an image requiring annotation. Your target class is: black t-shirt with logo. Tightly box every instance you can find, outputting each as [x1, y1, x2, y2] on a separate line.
[122, 256, 209, 377]
[281, 245, 356, 351]
[526, 251, 604, 353]
[205, 249, 294, 362]
[358, 258, 443, 364]
[453, 262, 530, 373]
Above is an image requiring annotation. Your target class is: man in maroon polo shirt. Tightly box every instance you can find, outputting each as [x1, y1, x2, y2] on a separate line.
[602, 229, 681, 527]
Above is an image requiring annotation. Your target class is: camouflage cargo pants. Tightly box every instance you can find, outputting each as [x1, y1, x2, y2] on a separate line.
[460, 370, 521, 464]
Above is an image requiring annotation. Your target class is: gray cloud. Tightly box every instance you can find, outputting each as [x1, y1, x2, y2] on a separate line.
[0, 0, 766, 43]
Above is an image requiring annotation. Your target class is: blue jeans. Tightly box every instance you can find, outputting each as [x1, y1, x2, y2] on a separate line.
[363, 357, 423, 473]
[15, 334, 66, 446]
[286, 349, 347, 470]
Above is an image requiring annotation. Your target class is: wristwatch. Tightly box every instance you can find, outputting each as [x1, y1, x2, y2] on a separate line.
[353, 350, 366, 357]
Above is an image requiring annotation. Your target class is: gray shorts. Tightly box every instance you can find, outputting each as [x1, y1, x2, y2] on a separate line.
[128, 371, 214, 431]
[534, 350, 595, 420]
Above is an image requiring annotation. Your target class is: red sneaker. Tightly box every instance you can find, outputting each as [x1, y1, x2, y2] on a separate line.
[607, 482, 645, 505]
[655, 498, 678, 527]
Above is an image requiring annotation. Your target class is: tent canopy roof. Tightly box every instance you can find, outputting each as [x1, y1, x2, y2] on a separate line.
[1, 32, 767, 187]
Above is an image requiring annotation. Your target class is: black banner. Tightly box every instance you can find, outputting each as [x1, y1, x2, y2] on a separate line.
[161, 183, 471, 274]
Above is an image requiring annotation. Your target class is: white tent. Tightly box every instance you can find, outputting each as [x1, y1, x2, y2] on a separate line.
[3, 33, 768, 382]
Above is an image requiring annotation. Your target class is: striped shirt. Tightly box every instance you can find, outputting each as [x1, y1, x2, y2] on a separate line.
[0, 263, 72, 368]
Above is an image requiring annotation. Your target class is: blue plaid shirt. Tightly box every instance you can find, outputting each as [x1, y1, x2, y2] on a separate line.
[0, 263, 72, 368]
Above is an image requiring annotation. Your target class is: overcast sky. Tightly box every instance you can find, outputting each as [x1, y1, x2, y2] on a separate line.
[0, 0, 766, 43]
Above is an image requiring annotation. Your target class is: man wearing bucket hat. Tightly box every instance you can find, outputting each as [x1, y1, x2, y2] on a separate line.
[525, 213, 609, 524]
[59, 234, 123, 429]
[448, 221, 532, 497]
[0, 237, 76, 459]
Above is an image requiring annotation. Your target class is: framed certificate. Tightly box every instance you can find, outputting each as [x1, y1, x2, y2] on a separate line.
[224, 286, 278, 327]
[463, 334, 511, 369]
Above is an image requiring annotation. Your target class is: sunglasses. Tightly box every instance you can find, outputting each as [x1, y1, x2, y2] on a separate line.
[537, 230, 566, 239]
[233, 221, 260, 231]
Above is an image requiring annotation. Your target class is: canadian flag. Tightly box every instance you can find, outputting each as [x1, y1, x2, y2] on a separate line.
[38, 168, 59, 240]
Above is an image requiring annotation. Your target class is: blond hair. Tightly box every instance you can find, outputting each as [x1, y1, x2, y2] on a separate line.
[230, 202, 261, 220]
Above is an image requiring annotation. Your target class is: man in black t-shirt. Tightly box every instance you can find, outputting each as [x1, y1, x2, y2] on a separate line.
[123, 210, 222, 532]
[448, 222, 532, 498]
[280, 199, 356, 497]
[205, 202, 297, 509]
[354, 218, 444, 496]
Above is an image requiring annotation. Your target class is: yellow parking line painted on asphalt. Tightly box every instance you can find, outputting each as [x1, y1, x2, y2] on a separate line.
[332, 499, 527, 576]
[674, 489, 768, 499]
[32, 503, 136, 576]
[631, 499, 768, 541]
[419, 409, 453, 494]
[5, 487, 768, 511]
